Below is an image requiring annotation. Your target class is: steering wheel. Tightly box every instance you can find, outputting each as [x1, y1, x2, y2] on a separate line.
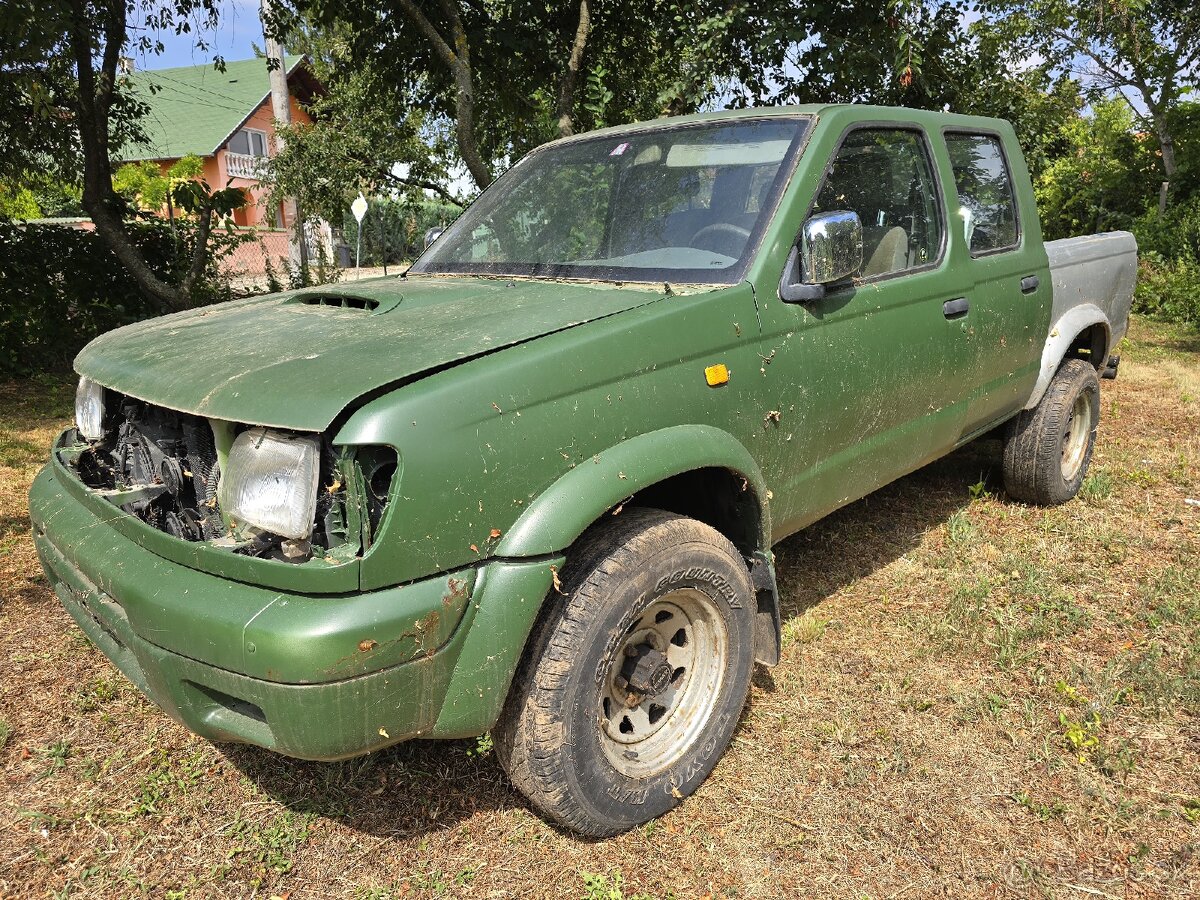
[689, 223, 751, 256]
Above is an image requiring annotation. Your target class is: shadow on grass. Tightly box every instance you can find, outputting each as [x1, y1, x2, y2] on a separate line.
[220, 438, 1003, 839]
[771, 437, 999, 624]
[220, 736, 517, 838]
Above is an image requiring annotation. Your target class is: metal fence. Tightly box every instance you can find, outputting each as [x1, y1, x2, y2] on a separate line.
[216, 221, 338, 292]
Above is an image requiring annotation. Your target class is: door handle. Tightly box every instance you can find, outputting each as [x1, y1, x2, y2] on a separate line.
[943, 297, 969, 319]
[1020, 275, 1040, 294]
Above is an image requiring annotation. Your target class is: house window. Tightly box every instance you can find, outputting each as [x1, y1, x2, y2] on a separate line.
[228, 128, 269, 157]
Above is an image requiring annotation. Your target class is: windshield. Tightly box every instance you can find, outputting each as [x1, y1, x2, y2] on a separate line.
[411, 117, 810, 284]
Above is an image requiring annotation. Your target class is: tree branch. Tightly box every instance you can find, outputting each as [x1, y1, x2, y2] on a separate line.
[555, 0, 591, 137]
[382, 171, 465, 207]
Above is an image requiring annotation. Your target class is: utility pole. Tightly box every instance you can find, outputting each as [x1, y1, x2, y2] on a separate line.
[260, 0, 309, 276]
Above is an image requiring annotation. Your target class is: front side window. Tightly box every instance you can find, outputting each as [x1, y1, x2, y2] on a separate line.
[411, 118, 810, 284]
[945, 132, 1019, 254]
[810, 128, 944, 279]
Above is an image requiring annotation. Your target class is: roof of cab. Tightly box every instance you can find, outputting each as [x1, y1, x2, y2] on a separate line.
[545, 104, 1013, 149]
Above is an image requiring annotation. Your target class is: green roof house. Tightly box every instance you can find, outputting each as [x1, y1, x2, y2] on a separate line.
[119, 55, 321, 228]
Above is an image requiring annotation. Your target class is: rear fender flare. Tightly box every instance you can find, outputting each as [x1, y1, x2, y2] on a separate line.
[1025, 304, 1111, 410]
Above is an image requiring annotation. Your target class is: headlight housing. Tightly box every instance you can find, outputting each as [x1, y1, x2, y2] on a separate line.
[218, 427, 321, 540]
[75, 377, 105, 441]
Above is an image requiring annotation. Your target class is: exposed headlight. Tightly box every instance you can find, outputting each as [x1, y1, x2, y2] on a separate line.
[75, 377, 105, 441]
[218, 427, 321, 540]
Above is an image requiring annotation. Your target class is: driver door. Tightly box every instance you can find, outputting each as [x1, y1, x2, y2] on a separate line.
[756, 125, 975, 536]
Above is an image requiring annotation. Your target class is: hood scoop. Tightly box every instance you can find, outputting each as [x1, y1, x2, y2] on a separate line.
[286, 292, 403, 314]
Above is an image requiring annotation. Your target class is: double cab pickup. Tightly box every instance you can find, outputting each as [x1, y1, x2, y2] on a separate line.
[31, 105, 1136, 835]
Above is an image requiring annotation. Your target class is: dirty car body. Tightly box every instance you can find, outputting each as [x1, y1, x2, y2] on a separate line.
[31, 106, 1135, 819]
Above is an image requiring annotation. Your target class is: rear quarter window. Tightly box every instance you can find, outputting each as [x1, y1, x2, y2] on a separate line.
[944, 132, 1019, 255]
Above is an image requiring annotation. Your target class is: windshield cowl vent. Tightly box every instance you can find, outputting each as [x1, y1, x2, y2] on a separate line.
[286, 294, 402, 314]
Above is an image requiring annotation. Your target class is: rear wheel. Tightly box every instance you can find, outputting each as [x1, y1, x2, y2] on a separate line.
[494, 508, 755, 836]
[1002, 357, 1100, 505]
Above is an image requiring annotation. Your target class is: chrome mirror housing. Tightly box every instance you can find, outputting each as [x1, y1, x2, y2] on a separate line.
[780, 209, 863, 303]
[801, 210, 863, 285]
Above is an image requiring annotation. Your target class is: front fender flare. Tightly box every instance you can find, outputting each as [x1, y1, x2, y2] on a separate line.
[1025, 303, 1111, 410]
[495, 424, 772, 558]
[495, 425, 781, 665]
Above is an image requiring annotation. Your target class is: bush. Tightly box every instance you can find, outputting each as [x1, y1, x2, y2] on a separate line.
[1133, 252, 1200, 329]
[1130, 196, 1200, 329]
[0, 220, 237, 375]
[1132, 195, 1200, 262]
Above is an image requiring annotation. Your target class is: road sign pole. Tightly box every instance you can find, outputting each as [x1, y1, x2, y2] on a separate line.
[351, 192, 368, 280]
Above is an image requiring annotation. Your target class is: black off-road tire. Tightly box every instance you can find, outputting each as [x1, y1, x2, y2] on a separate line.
[1002, 357, 1101, 505]
[493, 508, 756, 837]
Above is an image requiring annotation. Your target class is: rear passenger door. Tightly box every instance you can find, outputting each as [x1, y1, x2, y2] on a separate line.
[758, 125, 975, 535]
[942, 130, 1050, 436]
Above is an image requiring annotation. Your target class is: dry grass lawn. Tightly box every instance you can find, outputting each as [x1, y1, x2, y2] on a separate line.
[1, 319, 1198, 899]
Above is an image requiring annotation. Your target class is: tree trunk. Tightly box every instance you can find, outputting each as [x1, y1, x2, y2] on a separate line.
[68, 0, 218, 312]
[451, 59, 493, 189]
[397, 0, 493, 189]
[556, 0, 591, 137]
[69, 0, 188, 311]
[1151, 113, 1176, 217]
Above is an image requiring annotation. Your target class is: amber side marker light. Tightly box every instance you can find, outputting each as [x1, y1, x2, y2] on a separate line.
[704, 363, 730, 387]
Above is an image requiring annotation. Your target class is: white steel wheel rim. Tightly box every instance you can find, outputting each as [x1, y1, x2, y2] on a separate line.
[598, 588, 728, 779]
[1061, 391, 1093, 481]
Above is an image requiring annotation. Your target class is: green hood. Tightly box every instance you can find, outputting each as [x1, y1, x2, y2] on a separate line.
[76, 275, 667, 431]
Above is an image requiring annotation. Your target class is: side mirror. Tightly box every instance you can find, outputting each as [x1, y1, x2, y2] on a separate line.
[779, 210, 863, 303]
[424, 226, 445, 250]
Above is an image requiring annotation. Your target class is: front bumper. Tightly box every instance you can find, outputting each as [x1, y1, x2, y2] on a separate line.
[30, 463, 562, 760]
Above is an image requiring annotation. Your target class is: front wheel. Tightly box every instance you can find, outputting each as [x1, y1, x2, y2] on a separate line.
[494, 508, 756, 836]
[1002, 357, 1101, 505]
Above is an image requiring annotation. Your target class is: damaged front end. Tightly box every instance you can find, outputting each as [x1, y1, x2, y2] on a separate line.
[64, 378, 395, 566]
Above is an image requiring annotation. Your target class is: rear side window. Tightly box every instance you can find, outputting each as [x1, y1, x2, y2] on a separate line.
[945, 133, 1019, 254]
[811, 128, 943, 279]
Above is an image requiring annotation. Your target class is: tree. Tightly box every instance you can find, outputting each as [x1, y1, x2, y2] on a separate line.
[263, 22, 462, 223]
[981, 0, 1200, 202]
[0, 0, 245, 310]
[271, 0, 792, 192]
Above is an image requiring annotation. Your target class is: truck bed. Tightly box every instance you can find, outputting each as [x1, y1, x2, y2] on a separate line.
[1045, 232, 1138, 347]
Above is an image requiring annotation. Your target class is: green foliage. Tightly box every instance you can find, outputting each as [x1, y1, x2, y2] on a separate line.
[0, 221, 238, 375]
[228, 810, 315, 876]
[262, 238, 340, 293]
[1135, 194, 1200, 262]
[580, 871, 655, 900]
[1132, 194, 1200, 328]
[1133, 253, 1200, 329]
[113, 155, 205, 212]
[0, 182, 41, 219]
[344, 198, 461, 266]
[265, 36, 458, 220]
[1036, 99, 1156, 240]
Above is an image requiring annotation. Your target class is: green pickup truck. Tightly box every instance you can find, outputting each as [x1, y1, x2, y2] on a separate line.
[31, 104, 1136, 836]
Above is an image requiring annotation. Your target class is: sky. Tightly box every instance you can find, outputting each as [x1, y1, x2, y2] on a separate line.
[136, 0, 263, 71]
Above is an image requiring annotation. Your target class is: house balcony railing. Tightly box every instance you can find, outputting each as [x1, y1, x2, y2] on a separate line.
[226, 152, 267, 180]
